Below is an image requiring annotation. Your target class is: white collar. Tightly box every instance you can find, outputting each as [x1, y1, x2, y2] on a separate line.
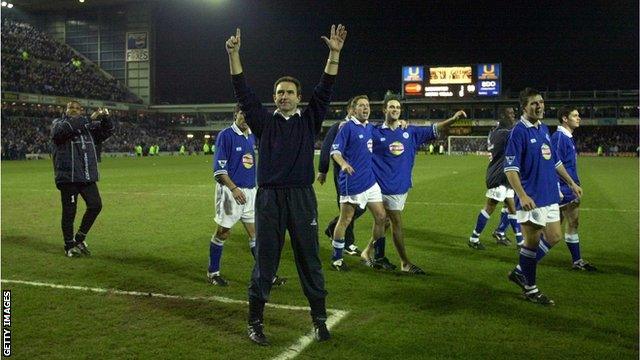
[381, 121, 402, 130]
[520, 116, 540, 128]
[556, 125, 573, 138]
[231, 122, 251, 137]
[348, 116, 368, 127]
[273, 108, 302, 120]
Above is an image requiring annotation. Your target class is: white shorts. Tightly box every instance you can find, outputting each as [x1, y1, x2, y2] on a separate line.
[340, 183, 383, 209]
[517, 203, 560, 227]
[214, 184, 256, 228]
[485, 185, 515, 202]
[382, 193, 408, 211]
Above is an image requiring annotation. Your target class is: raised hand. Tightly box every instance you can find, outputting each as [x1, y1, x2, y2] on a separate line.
[225, 28, 241, 54]
[321, 24, 347, 52]
[452, 110, 467, 120]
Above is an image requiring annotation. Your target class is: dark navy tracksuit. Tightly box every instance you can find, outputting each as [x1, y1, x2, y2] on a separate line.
[232, 72, 332, 324]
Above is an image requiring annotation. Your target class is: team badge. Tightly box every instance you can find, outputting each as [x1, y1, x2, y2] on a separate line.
[218, 160, 227, 168]
[402, 132, 409, 139]
[242, 153, 254, 169]
[506, 156, 515, 165]
[389, 141, 405, 156]
[367, 139, 373, 152]
[236, 146, 242, 151]
[380, 137, 386, 142]
[541, 143, 552, 160]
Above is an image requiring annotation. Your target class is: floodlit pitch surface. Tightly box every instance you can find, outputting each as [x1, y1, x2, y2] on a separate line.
[2, 154, 638, 359]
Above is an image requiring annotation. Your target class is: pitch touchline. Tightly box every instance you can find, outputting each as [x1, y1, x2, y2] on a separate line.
[1, 279, 349, 360]
[11, 188, 640, 213]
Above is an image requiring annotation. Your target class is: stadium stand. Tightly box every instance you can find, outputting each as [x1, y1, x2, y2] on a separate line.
[1, 19, 140, 103]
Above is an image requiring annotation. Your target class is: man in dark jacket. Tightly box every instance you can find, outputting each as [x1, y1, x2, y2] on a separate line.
[51, 101, 113, 257]
[226, 24, 346, 345]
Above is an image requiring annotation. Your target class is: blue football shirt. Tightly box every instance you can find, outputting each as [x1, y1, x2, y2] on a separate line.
[372, 123, 437, 195]
[330, 117, 376, 195]
[213, 123, 257, 188]
[504, 117, 562, 209]
[551, 125, 580, 197]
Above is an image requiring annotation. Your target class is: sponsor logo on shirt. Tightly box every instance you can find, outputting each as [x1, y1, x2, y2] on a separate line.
[242, 153, 254, 169]
[218, 160, 227, 168]
[367, 139, 373, 152]
[541, 143, 552, 160]
[389, 141, 405, 156]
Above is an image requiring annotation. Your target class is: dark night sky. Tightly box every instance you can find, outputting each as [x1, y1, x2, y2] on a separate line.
[154, 0, 639, 104]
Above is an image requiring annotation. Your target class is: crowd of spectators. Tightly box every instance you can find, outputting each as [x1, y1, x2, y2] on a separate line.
[1, 19, 141, 103]
[1, 103, 637, 160]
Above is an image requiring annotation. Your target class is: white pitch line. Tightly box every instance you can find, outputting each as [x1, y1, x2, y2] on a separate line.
[272, 310, 349, 360]
[1, 279, 350, 360]
[9, 188, 639, 213]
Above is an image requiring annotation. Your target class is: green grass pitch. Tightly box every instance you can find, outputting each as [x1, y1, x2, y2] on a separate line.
[1, 154, 638, 359]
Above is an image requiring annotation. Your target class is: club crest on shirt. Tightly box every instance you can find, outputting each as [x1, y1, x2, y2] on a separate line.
[367, 139, 373, 152]
[242, 153, 254, 169]
[402, 132, 409, 139]
[389, 141, 405, 156]
[541, 143, 552, 160]
[218, 160, 227, 168]
[380, 137, 386, 142]
[359, 134, 364, 139]
[236, 147, 242, 151]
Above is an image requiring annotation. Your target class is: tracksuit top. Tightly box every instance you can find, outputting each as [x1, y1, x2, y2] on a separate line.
[551, 125, 580, 196]
[485, 124, 511, 189]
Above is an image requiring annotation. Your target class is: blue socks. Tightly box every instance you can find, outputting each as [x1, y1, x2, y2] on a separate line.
[565, 233, 581, 263]
[496, 208, 509, 233]
[508, 214, 523, 245]
[208, 236, 225, 273]
[374, 237, 386, 259]
[536, 235, 554, 262]
[470, 209, 491, 241]
[332, 238, 345, 261]
[519, 245, 538, 287]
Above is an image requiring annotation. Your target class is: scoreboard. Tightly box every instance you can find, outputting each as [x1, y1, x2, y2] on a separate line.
[402, 63, 501, 98]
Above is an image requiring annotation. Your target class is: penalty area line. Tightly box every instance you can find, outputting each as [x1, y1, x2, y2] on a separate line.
[1, 279, 350, 360]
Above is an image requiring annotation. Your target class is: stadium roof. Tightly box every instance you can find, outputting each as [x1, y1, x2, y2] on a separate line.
[12, 0, 145, 12]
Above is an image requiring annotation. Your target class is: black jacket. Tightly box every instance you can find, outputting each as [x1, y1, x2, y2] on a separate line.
[51, 114, 113, 184]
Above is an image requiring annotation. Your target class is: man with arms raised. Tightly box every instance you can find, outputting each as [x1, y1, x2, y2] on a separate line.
[226, 25, 347, 345]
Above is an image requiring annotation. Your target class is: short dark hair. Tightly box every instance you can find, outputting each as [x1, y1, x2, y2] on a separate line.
[273, 76, 302, 95]
[557, 106, 578, 124]
[519, 87, 541, 108]
[349, 95, 369, 109]
[383, 93, 402, 110]
[345, 97, 356, 112]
